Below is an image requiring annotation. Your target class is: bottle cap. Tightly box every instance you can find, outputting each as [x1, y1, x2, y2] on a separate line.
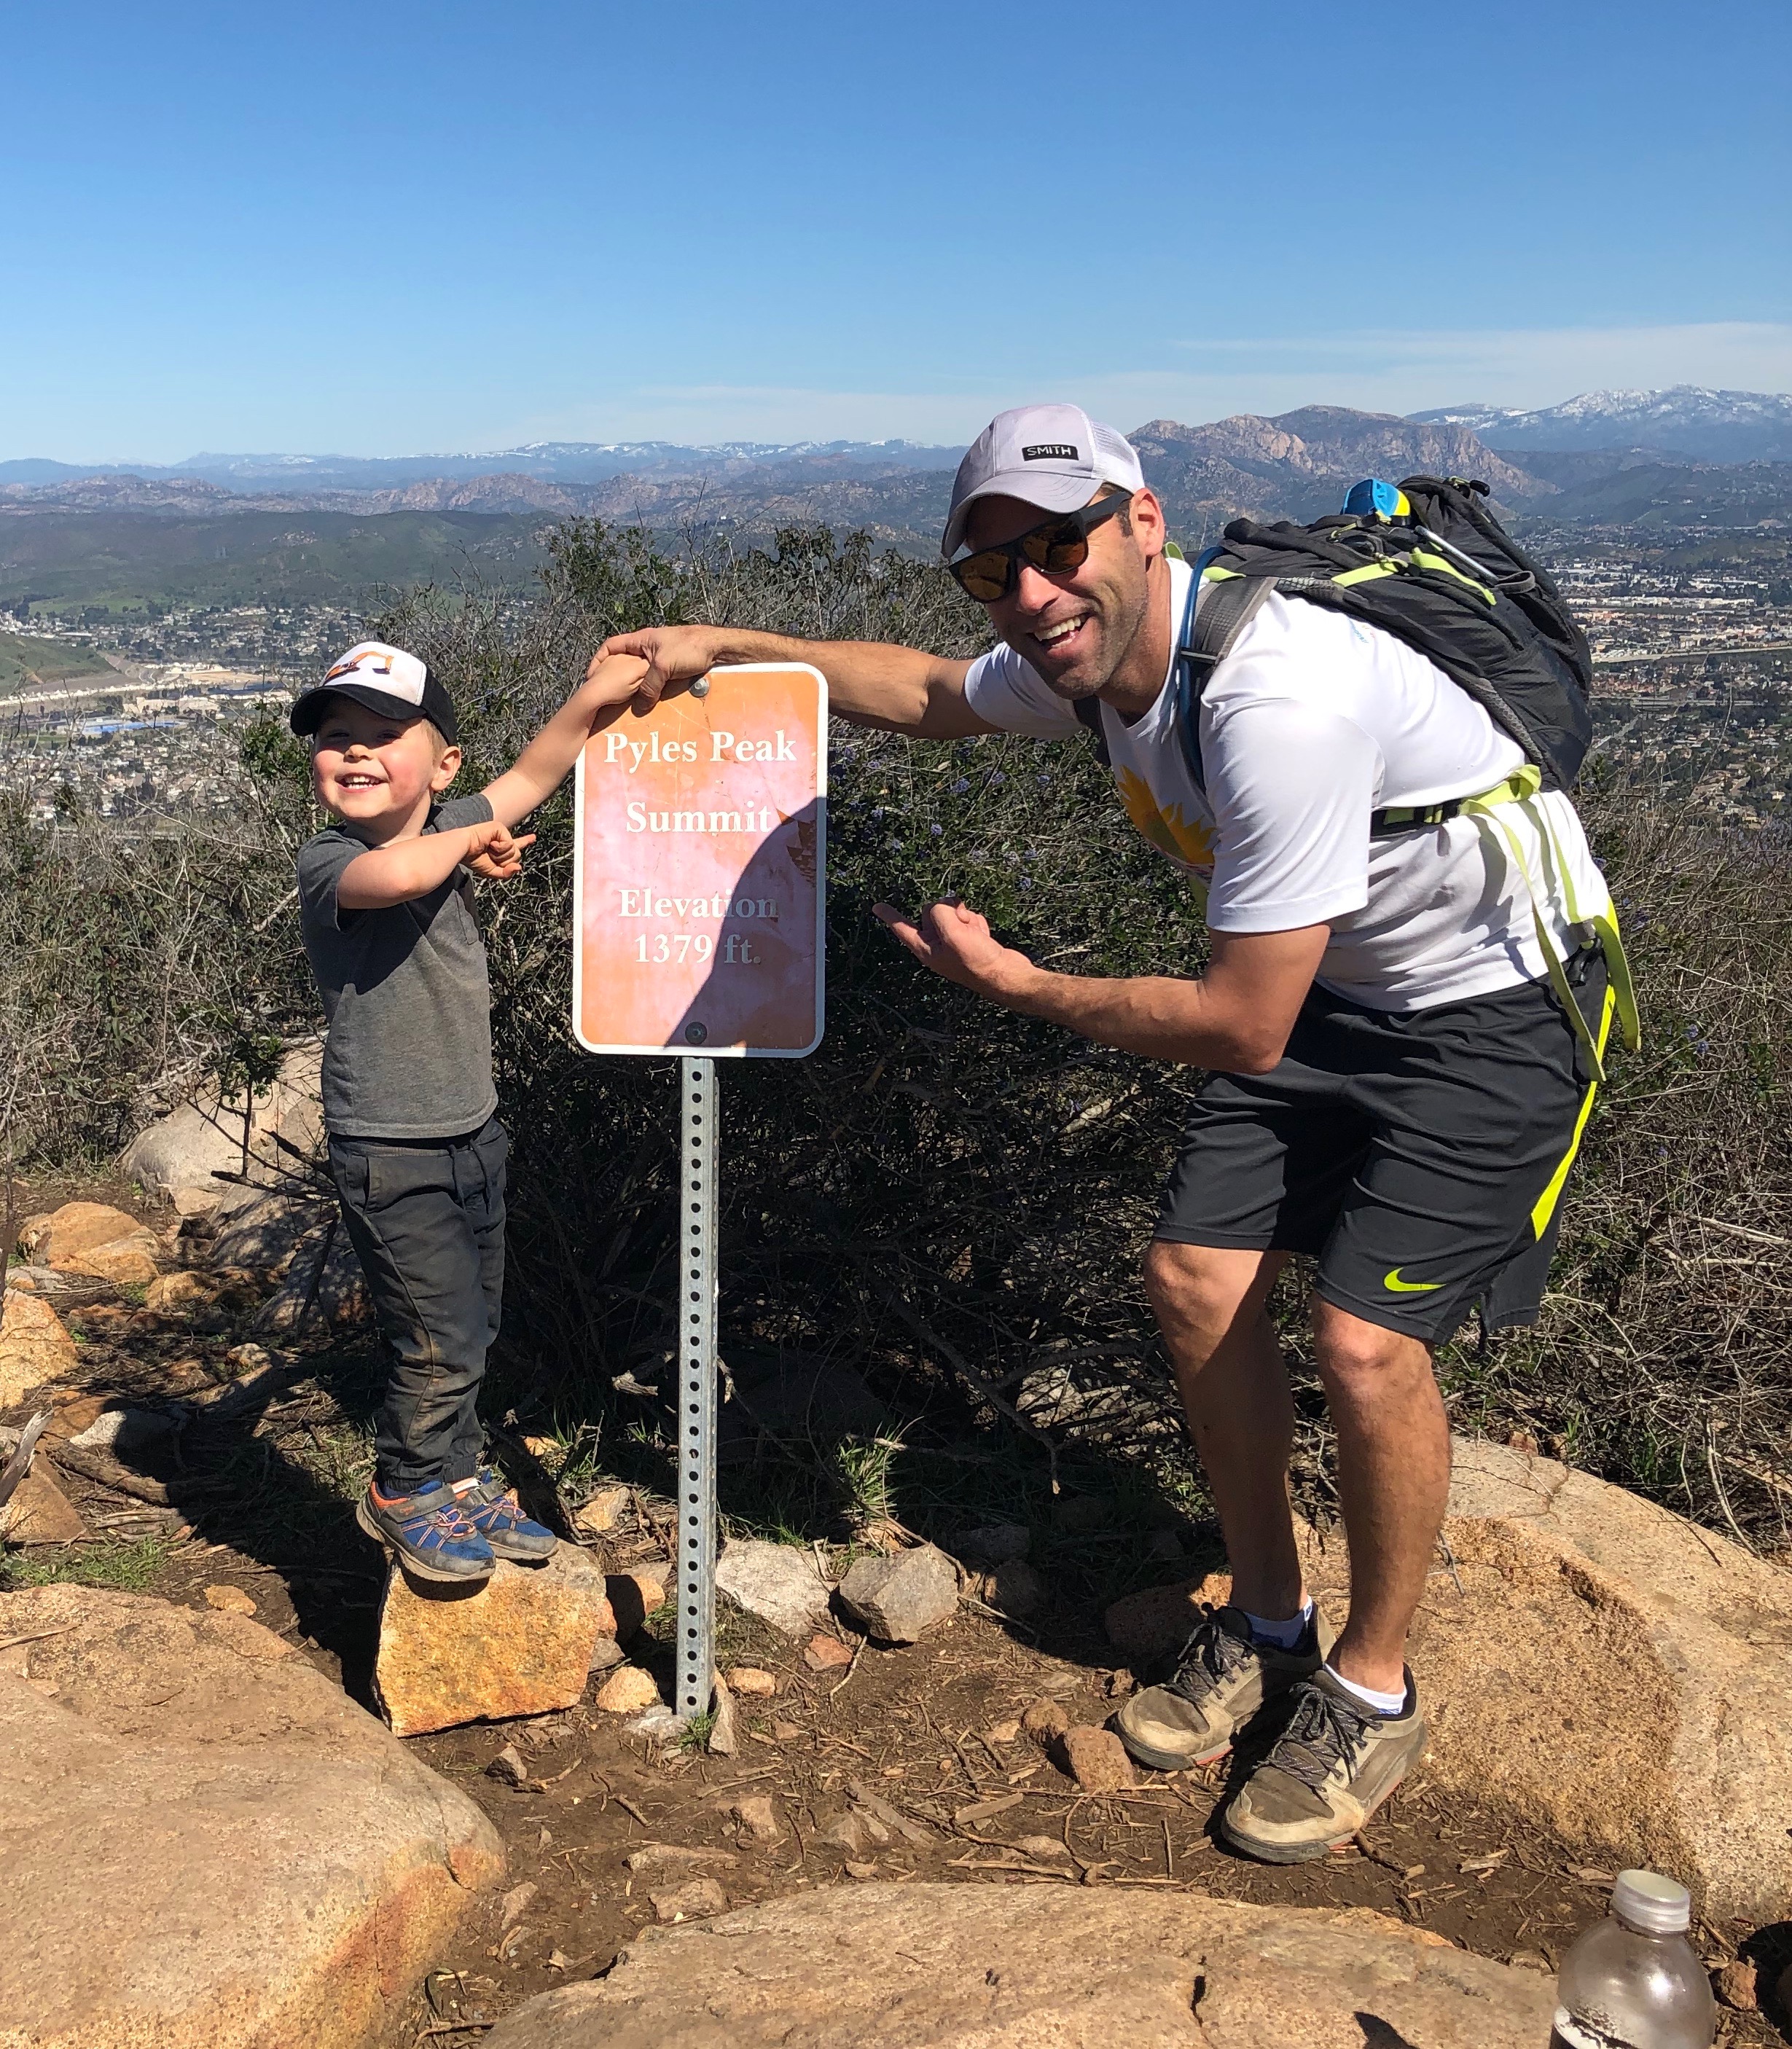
[1611, 1869, 1691, 1934]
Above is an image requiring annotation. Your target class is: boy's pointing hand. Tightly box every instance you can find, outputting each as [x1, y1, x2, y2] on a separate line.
[465, 821, 536, 880]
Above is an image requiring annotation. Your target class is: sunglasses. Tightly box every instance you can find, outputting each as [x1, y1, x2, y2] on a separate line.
[947, 491, 1133, 603]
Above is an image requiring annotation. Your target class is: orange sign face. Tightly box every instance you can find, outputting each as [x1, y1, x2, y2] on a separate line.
[572, 663, 826, 1057]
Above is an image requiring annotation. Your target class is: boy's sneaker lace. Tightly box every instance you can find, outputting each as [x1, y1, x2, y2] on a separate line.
[455, 1471, 557, 1562]
[356, 1478, 495, 1582]
[1115, 1604, 1329, 1771]
[1219, 1664, 1426, 1863]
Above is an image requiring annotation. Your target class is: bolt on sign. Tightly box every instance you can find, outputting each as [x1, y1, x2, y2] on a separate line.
[572, 664, 827, 1056]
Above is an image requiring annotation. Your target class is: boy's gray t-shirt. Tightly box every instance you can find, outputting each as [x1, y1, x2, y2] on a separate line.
[297, 793, 498, 1139]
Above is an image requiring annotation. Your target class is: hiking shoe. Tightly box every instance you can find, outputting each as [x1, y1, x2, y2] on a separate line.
[1220, 1664, 1426, 1863]
[457, 1470, 557, 1562]
[1115, 1605, 1329, 1771]
[356, 1479, 495, 1583]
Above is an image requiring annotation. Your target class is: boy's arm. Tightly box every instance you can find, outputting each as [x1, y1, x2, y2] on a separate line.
[482, 653, 653, 829]
[598, 625, 993, 738]
[338, 818, 525, 911]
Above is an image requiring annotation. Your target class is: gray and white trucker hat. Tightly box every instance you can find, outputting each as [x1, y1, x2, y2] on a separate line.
[289, 640, 460, 743]
[942, 403, 1146, 560]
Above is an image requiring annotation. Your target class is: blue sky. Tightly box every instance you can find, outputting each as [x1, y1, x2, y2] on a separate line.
[6, 0, 1789, 460]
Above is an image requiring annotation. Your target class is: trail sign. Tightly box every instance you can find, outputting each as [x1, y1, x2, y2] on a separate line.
[573, 663, 826, 1057]
[571, 662, 827, 1724]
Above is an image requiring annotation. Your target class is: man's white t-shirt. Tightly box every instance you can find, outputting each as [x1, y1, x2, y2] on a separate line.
[963, 554, 1610, 1012]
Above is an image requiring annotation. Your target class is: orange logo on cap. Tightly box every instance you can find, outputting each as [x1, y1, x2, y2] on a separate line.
[325, 650, 396, 682]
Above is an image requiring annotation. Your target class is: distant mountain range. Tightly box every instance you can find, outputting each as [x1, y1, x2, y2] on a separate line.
[3, 392, 1789, 608]
[1412, 385, 1792, 462]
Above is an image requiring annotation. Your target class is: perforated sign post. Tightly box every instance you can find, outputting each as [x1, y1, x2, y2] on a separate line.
[574, 664, 826, 1722]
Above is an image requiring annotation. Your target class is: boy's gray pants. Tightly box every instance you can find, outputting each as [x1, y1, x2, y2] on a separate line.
[327, 1116, 508, 1494]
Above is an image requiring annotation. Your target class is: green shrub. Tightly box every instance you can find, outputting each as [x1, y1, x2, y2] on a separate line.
[2, 520, 1788, 1553]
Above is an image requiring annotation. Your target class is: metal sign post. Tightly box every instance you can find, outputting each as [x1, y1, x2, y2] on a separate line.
[676, 1054, 718, 1718]
[571, 663, 826, 1734]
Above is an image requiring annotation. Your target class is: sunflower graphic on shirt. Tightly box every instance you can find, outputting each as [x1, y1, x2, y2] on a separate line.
[1115, 767, 1216, 878]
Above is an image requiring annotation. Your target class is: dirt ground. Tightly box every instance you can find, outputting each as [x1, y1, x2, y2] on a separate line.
[5, 1174, 1788, 2048]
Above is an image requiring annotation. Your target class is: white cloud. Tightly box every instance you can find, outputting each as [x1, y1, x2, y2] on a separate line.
[505, 323, 1792, 447]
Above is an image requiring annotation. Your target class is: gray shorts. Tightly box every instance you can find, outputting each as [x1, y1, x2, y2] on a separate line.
[1154, 952, 1610, 1342]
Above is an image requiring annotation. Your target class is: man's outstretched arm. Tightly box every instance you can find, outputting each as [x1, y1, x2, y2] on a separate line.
[598, 624, 995, 738]
[875, 897, 1329, 1075]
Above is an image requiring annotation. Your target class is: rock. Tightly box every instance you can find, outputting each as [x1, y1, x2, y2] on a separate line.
[374, 1545, 617, 1738]
[1717, 1958, 1757, 2011]
[607, 1570, 668, 1640]
[651, 1878, 727, 1924]
[770, 1720, 802, 1742]
[596, 1665, 662, 1715]
[480, 1881, 1560, 2049]
[253, 1226, 369, 1336]
[956, 1522, 1030, 1568]
[501, 1881, 539, 1929]
[58, 1234, 161, 1285]
[625, 1845, 737, 1876]
[202, 1583, 257, 1616]
[627, 1705, 685, 1742]
[573, 1484, 631, 1535]
[1103, 1521, 1329, 1664]
[590, 1637, 627, 1673]
[0, 1290, 78, 1405]
[3, 1263, 77, 1297]
[67, 1405, 176, 1459]
[715, 1537, 835, 1637]
[724, 1666, 777, 1696]
[208, 1191, 332, 1276]
[730, 1795, 783, 1844]
[1014, 1833, 1073, 1861]
[1020, 1698, 1070, 1744]
[17, 1202, 142, 1264]
[1358, 1438, 1792, 1924]
[835, 1544, 958, 1644]
[487, 1744, 529, 1786]
[977, 1559, 1044, 1618]
[120, 1039, 324, 1202]
[987, 1717, 1021, 1744]
[817, 1812, 876, 1857]
[144, 1270, 215, 1315]
[709, 1672, 739, 1755]
[1058, 1725, 1135, 1792]
[0, 1466, 89, 1544]
[803, 1631, 853, 1672]
[0, 1581, 502, 2048]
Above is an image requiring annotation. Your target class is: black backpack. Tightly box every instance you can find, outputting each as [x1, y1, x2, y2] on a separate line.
[1165, 475, 1595, 810]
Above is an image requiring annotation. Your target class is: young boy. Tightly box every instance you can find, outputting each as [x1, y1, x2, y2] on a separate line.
[290, 638, 647, 1582]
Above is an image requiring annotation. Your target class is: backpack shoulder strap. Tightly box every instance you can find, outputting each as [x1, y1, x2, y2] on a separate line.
[1175, 563, 1275, 793]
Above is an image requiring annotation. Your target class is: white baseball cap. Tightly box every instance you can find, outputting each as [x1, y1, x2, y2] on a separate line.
[289, 639, 460, 743]
[942, 403, 1146, 560]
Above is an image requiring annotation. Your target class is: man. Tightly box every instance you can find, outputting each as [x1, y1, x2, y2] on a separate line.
[601, 403, 1617, 1862]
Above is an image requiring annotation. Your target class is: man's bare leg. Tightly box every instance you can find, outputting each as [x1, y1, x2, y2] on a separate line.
[1141, 1240, 1299, 1618]
[1309, 1297, 1452, 1694]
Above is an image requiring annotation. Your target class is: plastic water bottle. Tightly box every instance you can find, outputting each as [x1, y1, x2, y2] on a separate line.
[1552, 1870, 1716, 2048]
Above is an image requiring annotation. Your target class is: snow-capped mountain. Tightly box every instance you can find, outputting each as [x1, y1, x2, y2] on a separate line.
[1410, 387, 1792, 462]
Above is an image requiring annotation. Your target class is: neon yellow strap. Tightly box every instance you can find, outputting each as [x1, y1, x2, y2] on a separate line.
[1459, 767, 1641, 1085]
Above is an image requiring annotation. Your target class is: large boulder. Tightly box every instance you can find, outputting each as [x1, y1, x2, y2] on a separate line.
[375, 1545, 619, 1737]
[121, 1040, 325, 1210]
[0, 1289, 79, 1406]
[1106, 1438, 1792, 1924]
[0, 1581, 503, 2049]
[17, 1202, 148, 1266]
[482, 1881, 1557, 2048]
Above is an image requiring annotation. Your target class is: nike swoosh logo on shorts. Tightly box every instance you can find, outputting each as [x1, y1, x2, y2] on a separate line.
[1383, 1267, 1442, 1293]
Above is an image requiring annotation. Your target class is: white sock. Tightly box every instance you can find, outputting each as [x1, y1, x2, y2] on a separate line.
[1244, 1599, 1315, 1650]
[1325, 1662, 1408, 1717]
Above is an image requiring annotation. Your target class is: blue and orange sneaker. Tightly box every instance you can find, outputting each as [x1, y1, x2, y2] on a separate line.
[456, 1470, 557, 1563]
[356, 1478, 495, 1582]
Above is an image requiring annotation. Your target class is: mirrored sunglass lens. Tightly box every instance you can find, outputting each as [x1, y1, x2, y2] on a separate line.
[1030, 525, 1090, 574]
[955, 553, 1011, 600]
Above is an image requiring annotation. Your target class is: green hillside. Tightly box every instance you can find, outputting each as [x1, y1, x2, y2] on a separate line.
[0, 630, 115, 696]
[0, 509, 549, 615]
